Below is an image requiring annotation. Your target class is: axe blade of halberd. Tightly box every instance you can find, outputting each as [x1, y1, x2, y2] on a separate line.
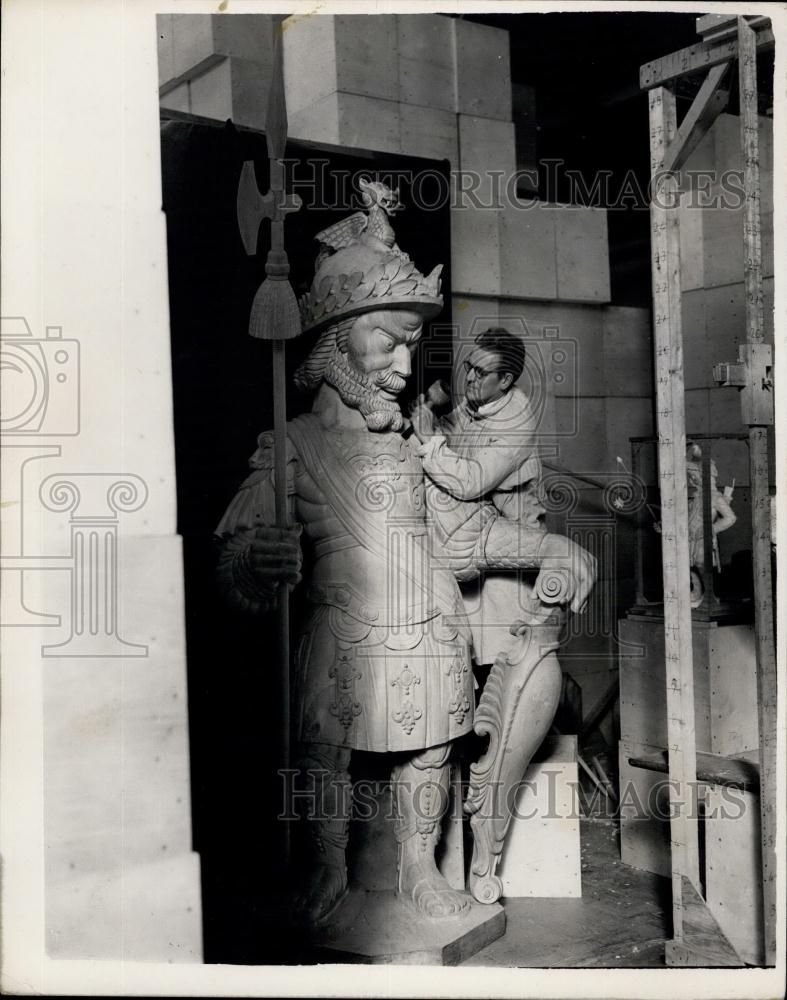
[237, 162, 302, 258]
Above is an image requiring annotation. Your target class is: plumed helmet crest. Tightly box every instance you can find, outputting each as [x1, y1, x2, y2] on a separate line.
[298, 179, 443, 337]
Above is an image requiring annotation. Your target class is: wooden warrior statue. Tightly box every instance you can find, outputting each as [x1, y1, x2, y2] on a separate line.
[215, 183, 596, 924]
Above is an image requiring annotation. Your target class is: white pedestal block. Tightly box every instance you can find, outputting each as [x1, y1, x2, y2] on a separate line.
[497, 735, 581, 898]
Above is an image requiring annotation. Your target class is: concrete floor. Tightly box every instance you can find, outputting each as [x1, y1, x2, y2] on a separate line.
[205, 816, 672, 965]
[467, 818, 671, 967]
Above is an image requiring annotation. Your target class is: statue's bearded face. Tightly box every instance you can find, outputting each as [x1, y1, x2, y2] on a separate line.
[324, 309, 423, 431]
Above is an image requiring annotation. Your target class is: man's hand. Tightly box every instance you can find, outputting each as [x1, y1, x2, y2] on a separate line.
[535, 533, 597, 614]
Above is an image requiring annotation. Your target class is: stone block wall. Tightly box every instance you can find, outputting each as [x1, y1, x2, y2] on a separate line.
[159, 14, 275, 130]
[159, 14, 612, 304]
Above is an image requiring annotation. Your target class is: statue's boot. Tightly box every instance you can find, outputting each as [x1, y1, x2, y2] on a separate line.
[392, 743, 469, 919]
[464, 619, 564, 904]
[290, 742, 352, 926]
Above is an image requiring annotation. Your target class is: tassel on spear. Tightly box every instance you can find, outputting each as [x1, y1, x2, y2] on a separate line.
[236, 16, 302, 866]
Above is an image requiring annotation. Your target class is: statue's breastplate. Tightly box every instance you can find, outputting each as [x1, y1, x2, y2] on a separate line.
[333, 429, 426, 525]
[295, 429, 426, 546]
[293, 427, 460, 626]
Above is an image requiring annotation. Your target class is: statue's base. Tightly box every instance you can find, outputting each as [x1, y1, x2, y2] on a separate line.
[309, 888, 505, 965]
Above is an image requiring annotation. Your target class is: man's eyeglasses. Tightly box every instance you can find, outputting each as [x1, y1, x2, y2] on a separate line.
[463, 360, 505, 380]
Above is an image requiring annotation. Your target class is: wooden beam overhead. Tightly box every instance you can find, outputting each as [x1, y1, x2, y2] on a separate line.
[695, 13, 771, 43]
[663, 62, 730, 172]
[640, 24, 773, 89]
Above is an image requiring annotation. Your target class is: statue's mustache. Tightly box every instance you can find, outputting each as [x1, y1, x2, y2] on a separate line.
[375, 370, 407, 393]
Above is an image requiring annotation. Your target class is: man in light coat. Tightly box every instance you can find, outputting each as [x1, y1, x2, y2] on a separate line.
[411, 327, 554, 668]
[410, 326, 593, 901]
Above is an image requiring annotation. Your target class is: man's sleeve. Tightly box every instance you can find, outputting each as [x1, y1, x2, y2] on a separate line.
[418, 424, 536, 501]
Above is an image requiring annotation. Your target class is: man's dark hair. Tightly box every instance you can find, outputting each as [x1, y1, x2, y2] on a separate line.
[473, 327, 526, 382]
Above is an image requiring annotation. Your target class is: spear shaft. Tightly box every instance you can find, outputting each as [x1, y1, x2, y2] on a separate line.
[237, 16, 302, 869]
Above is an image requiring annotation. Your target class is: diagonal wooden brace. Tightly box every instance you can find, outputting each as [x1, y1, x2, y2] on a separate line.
[662, 62, 730, 173]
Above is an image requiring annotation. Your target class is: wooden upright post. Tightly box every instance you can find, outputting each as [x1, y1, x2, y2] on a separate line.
[647, 87, 701, 945]
[737, 16, 777, 966]
[641, 18, 775, 965]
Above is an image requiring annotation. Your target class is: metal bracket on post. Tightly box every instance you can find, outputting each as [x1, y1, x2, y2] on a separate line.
[713, 344, 774, 426]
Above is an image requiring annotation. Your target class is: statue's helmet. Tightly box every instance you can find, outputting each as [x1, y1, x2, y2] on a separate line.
[294, 180, 443, 391]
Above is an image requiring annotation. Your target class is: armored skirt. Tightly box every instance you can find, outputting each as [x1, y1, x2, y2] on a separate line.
[294, 599, 474, 753]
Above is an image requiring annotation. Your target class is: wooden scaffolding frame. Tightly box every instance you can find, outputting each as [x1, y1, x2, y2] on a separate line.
[640, 15, 777, 966]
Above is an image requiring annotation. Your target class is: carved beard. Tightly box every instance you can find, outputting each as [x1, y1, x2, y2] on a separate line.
[324, 349, 406, 432]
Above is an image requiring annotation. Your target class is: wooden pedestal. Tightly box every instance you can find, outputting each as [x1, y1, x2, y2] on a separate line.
[617, 614, 765, 965]
[619, 615, 758, 756]
[619, 615, 759, 878]
[705, 776, 764, 965]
